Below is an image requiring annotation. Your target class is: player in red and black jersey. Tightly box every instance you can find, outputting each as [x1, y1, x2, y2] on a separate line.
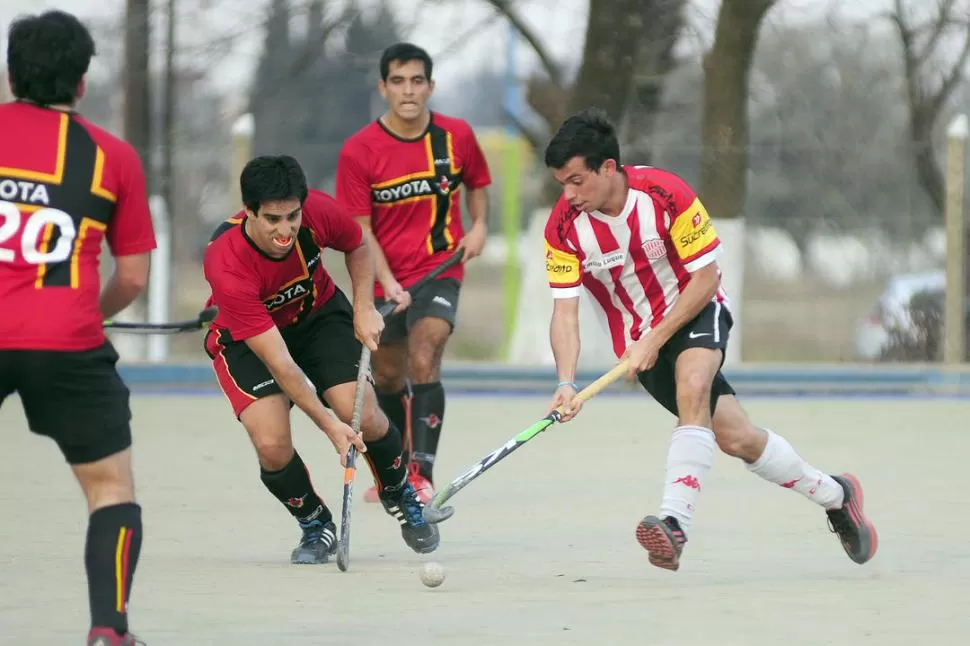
[336, 42, 492, 502]
[0, 12, 155, 646]
[203, 155, 440, 563]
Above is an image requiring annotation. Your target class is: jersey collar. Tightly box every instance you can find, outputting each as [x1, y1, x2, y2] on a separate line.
[377, 110, 434, 142]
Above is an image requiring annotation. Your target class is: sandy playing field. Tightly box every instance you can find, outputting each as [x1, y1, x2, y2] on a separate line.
[1, 393, 966, 645]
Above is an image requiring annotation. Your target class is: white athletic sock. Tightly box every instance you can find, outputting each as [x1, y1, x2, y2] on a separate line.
[659, 425, 716, 536]
[746, 429, 845, 509]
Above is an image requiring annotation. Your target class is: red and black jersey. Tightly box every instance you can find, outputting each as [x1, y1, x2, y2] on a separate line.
[335, 111, 491, 298]
[202, 189, 363, 343]
[0, 101, 157, 351]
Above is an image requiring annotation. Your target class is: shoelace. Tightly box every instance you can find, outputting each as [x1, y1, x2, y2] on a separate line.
[397, 483, 426, 526]
[826, 507, 852, 538]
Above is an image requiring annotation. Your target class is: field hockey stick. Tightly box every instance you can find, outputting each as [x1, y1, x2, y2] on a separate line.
[377, 249, 465, 319]
[103, 306, 218, 334]
[336, 343, 372, 572]
[335, 247, 467, 568]
[422, 359, 631, 524]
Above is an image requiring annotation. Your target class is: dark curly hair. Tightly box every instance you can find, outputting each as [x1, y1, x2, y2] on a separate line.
[544, 108, 621, 171]
[6, 10, 96, 106]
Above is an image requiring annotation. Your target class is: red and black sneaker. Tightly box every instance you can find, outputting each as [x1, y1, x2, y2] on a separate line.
[636, 515, 687, 571]
[827, 473, 878, 565]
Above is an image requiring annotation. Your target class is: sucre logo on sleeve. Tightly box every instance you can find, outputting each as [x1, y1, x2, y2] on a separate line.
[669, 198, 718, 261]
[544, 240, 580, 285]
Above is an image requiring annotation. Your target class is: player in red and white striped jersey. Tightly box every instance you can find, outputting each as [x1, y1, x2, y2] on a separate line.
[542, 109, 877, 572]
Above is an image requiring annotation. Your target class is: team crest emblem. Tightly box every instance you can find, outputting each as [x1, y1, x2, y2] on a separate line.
[642, 238, 667, 260]
[437, 175, 451, 195]
[692, 213, 702, 227]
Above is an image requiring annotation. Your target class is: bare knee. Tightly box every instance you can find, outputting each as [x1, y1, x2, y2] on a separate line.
[674, 349, 723, 427]
[373, 343, 408, 393]
[322, 382, 389, 443]
[240, 396, 294, 471]
[251, 438, 294, 471]
[71, 449, 135, 513]
[359, 403, 390, 443]
[408, 319, 449, 383]
[674, 371, 713, 426]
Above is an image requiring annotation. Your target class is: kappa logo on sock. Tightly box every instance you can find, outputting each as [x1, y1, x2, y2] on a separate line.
[390, 455, 403, 470]
[809, 477, 822, 496]
[673, 475, 701, 491]
[420, 414, 441, 429]
[286, 494, 307, 508]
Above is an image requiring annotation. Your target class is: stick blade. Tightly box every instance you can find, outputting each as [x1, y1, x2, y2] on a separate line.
[336, 543, 349, 572]
[422, 504, 455, 524]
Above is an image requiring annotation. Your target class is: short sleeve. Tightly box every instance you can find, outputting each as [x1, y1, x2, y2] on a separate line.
[543, 201, 582, 299]
[667, 196, 720, 272]
[303, 190, 364, 252]
[203, 248, 275, 341]
[335, 138, 374, 218]
[105, 143, 157, 256]
[458, 122, 492, 190]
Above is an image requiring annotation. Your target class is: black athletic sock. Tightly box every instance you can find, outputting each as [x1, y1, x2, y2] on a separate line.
[260, 451, 332, 525]
[364, 423, 408, 494]
[411, 382, 445, 482]
[377, 382, 413, 461]
[86, 503, 142, 634]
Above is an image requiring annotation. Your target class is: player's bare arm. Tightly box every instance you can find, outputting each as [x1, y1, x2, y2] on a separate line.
[354, 215, 411, 314]
[99, 252, 150, 318]
[548, 295, 584, 421]
[623, 262, 721, 380]
[343, 236, 384, 351]
[456, 187, 488, 262]
[244, 326, 366, 464]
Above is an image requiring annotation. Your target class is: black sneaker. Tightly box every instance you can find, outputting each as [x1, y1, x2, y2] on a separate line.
[826, 473, 878, 565]
[291, 519, 338, 564]
[636, 515, 687, 571]
[380, 480, 440, 554]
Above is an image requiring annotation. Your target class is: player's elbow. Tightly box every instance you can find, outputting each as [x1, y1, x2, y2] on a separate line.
[113, 253, 151, 294]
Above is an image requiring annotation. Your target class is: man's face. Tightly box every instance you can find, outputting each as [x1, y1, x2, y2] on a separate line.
[246, 198, 302, 258]
[551, 156, 617, 213]
[379, 59, 434, 122]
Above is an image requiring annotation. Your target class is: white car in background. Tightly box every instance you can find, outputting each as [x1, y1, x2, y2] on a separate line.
[855, 271, 946, 360]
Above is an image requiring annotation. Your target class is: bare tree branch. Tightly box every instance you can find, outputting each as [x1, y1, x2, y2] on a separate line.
[931, 26, 970, 113]
[482, 0, 564, 88]
[503, 106, 544, 151]
[916, 0, 958, 66]
[889, 0, 970, 215]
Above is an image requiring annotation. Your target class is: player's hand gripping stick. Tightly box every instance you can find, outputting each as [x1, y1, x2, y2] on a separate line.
[422, 359, 631, 524]
[376, 250, 465, 318]
[335, 343, 371, 572]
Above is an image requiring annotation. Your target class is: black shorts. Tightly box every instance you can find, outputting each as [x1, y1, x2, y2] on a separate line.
[204, 288, 363, 418]
[636, 300, 737, 417]
[377, 277, 461, 343]
[0, 342, 132, 465]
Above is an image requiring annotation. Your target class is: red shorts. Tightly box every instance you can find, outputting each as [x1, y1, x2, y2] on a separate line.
[203, 289, 362, 418]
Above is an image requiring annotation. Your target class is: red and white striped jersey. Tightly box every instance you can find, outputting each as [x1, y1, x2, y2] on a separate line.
[543, 165, 728, 359]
